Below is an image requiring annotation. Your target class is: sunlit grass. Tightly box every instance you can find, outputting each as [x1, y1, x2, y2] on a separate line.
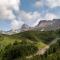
[35, 41, 47, 48]
[0, 37, 22, 51]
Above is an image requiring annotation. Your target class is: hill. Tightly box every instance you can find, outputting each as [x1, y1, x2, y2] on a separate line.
[31, 38, 60, 60]
[0, 30, 59, 60]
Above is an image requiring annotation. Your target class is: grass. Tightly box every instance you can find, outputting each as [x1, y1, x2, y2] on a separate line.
[0, 30, 56, 60]
[35, 41, 47, 48]
[0, 36, 22, 51]
[0, 30, 54, 51]
[0, 35, 47, 54]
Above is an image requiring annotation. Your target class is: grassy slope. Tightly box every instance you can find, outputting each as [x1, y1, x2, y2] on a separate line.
[0, 30, 56, 60]
[0, 31, 51, 50]
[0, 30, 56, 49]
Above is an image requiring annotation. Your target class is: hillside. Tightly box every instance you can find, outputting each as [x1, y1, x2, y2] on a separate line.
[31, 38, 60, 60]
[0, 30, 59, 60]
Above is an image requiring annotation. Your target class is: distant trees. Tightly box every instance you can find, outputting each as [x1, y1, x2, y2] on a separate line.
[38, 31, 56, 44]
[56, 29, 60, 37]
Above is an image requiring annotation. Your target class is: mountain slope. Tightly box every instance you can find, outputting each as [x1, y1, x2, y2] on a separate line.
[36, 19, 60, 31]
[0, 30, 57, 60]
[31, 38, 60, 60]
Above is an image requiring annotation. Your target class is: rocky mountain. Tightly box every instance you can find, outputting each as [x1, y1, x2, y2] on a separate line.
[1, 19, 60, 35]
[20, 24, 31, 32]
[36, 19, 60, 31]
[37, 20, 52, 28]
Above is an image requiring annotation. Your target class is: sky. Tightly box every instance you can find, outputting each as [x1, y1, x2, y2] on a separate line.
[0, 0, 60, 31]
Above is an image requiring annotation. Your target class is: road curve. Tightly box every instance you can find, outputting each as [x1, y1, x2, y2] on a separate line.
[26, 38, 60, 59]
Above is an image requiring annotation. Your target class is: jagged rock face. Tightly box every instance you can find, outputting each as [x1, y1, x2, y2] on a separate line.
[21, 24, 29, 29]
[20, 24, 31, 32]
[37, 19, 60, 31]
[53, 19, 60, 27]
[37, 20, 52, 28]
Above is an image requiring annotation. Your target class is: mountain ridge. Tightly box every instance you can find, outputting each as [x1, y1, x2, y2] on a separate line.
[0, 19, 60, 35]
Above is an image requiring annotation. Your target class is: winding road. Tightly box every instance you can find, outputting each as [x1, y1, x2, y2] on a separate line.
[26, 38, 60, 59]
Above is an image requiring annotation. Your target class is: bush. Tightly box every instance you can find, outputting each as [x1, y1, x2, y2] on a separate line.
[2, 41, 38, 60]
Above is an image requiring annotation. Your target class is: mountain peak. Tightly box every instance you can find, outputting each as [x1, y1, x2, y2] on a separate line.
[36, 19, 60, 31]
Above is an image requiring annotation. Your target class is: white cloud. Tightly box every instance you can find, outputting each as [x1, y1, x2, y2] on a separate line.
[46, 0, 60, 8]
[20, 10, 59, 27]
[0, 0, 20, 20]
[35, 0, 60, 8]
[11, 20, 23, 31]
[44, 13, 58, 20]
[20, 11, 41, 26]
[35, 0, 42, 8]
[0, 0, 22, 30]
[32, 13, 58, 26]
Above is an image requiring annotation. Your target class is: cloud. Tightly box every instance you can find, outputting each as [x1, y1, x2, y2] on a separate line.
[44, 13, 58, 20]
[35, 0, 42, 8]
[32, 13, 58, 26]
[20, 11, 41, 26]
[0, 0, 60, 31]
[35, 0, 60, 8]
[20, 11, 58, 26]
[11, 20, 23, 31]
[46, 0, 60, 8]
[0, 0, 20, 20]
[0, 0, 22, 30]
